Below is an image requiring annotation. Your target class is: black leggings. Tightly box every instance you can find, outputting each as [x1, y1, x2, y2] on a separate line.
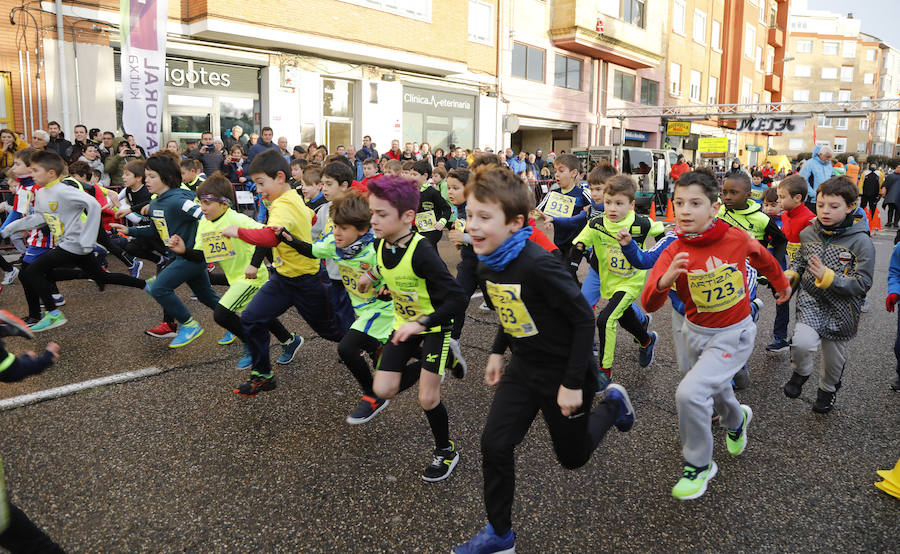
[0, 256, 12, 272]
[21, 247, 144, 315]
[212, 303, 292, 344]
[96, 226, 133, 268]
[0, 502, 64, 553]
[124, 237, 166, 265]
[860, 195, 879, 214]
[337, 329, 381, 396]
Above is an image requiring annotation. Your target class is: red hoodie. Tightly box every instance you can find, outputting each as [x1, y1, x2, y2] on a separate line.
[641, 219, 789, 329]
[781, 203, 816, 264]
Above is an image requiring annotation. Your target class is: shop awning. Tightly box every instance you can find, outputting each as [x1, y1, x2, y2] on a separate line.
[516, 117, 578, 131]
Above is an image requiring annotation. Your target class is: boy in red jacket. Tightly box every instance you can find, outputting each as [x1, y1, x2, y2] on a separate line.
[777, 174, 817, 266]
[641, 170, 791, 500]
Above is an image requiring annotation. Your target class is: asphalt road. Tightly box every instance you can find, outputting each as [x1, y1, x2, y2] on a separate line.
[0, 231, 897, 553]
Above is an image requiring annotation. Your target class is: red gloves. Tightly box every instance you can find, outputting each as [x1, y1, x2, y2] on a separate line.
[886, 293, 899, 312]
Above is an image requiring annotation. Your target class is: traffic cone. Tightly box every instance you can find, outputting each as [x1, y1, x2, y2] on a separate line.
[864, 207, 872, 221]
[876, 457, 900, 488]
[664, 197, 676, 223]
[649, 201, 656, 221]
[871, 207, 883, 231]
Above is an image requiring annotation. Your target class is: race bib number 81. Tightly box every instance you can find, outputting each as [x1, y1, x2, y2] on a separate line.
[485, 281, 538, 338]
[687, 264, 746, 313]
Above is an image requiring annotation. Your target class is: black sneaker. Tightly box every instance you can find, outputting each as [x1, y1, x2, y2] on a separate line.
[233, 374, 276, 396]
[22, 315, 41, 328]
[783, 372, 809, 398]
[346, 395, 390, 424]
[766, 338, 791, 353]
[812, 388, 836, 414]
[422, 440, 459, 482]
[892, 376, 900, 391]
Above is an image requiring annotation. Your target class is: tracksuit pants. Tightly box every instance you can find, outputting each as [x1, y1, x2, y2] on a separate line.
[790, 322, 849, 393]
[596, 290, 649, 370]
[149, 256, 219, 324]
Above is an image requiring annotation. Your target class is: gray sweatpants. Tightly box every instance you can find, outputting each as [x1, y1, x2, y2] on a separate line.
[676, 315, 756, 467]
[790, 322, 848, 393]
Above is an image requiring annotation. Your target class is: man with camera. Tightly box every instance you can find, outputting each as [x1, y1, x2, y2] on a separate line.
[186, 131, 225, 176]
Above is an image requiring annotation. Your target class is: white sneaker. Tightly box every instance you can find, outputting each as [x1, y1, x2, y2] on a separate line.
[1, 266, 19, 286]
[479, 301, 490, 311]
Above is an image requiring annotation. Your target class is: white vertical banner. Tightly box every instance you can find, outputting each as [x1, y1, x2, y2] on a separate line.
[120, 0, 167, 154]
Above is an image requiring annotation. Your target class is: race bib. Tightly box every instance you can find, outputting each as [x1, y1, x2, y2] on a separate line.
[687, 264, 746, 313]
[152, 216, 170, 244]
[606, 244, 636, 278]
[786, 242, 801, 265]
[200, 231, 236, 263]
[392, 291, 423, 322]
[751, 189, 764, 201]
[454, 219, 466, 232]
[42, 213, 63, 238]
[339, 264, 370, 300]
[543, 191, 576, 218]
[415, 210, 437, 232]
[485, 281, 538, 338]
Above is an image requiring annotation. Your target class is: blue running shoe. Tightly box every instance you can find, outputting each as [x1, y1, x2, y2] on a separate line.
[276, 334, 304, 364]
[237, 344, 253, 370]
[638, 331, 657, 368]
[601, 383, 635, 432]
[130, 260, 143, 279]
[218, 331, 237, 346]
[169, 321, 203, 348]
[453, 523, 515, 554]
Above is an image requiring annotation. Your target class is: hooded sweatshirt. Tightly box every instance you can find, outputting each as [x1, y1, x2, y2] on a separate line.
[798, 144, 833, 201]
[786, 215, 874, 340]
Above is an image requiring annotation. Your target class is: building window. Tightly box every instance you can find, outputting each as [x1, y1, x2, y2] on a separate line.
[708, 75, 718, 104]
[623, 0, 646, 28]
[833, 137, 847, 152]
[338, 0, 431, 22]
[745, 24, 756, 59]
[856, 142, 866, 152]
[554, 55, 582, 90]
[835, 118, 848, 130]
[793, 89, 809, 101]
[673, 0, 686, 35]
[689, 70, 702, 102]
[819, 91, 834, 101]
[711, 20, 721, 51]
[842, 41, 857, 58]
[670, 62, 681, 95]
[614, 71, 636, 101]
[859, 118, 869, 130]
[693, 10, 706, 44]
[821, 67, 838, 79]
[823, 41, 839, 55]
[864, 72, 874, 84]
[838, 89, 851, 101]
[640, 78, 659, 105]
[766, 49, 774, 74]
[759, 0, 767, 23]
[797, 40, 813, 53]
[840, 66, 854, 82]
[467, 0, 493, 45]
[867, 48, 877, 61]
[512, 42, 545, 82]
[789, 138, 804, 151]
[817, 115, 832, 127]
[741, 77, 752, 104]
[795, 65, 811, 77]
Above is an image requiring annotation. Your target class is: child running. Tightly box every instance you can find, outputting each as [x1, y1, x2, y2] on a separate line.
[535, 153, 593, 259]
[357, 175, 466, 482]
[761, 185, 794, 352]
[783, 176, 874, 413]
[641, 170, 791, 500]
[109, 154, 219, 347]
[446, 167, 476, 378]
[280, 191, 396, 423]
[410, 160, 452, 246]
[222, 149, 344, 396]
[453, 165, 635, 554]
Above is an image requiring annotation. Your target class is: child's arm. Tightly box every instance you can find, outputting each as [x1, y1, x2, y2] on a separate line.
[808, 238, 875, 298]
[618, 229, 677, 269]
[278, 228, 316, 258]
[763, 218, 788, 269]
[223, 225, 280, 247]
[746, 239, 791, 302]
[433, 189, 452, 231]
[0, 341, 59, 383]
[887, 243, 900, 311]
[640, 244, 682, 313]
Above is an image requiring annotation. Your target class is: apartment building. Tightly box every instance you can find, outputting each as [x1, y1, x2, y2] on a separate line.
[873, 44, 900, 157]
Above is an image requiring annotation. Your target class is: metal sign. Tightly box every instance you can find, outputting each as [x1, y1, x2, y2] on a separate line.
[735, 117, 808, 134]
[667, 121, 692, 136]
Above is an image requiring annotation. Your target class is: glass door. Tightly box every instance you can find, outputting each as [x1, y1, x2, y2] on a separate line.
[323, 78, 355, 153]
[166, 94, 214, 150]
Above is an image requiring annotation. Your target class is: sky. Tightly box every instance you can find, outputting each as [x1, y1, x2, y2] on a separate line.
[806, 0, 900, 48]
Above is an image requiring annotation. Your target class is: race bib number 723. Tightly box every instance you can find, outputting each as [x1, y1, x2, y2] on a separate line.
[687, 264, 746, 313]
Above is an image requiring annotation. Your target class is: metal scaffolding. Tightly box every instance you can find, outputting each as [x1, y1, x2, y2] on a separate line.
[606, 98, 900, 119]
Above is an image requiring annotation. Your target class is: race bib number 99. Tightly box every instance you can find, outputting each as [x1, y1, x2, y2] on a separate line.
[340, 264, 370, 300]
[543, 192, 576, 218]
[687, 264, 746, 313]
[485, 281, 538, 338]
[200, 231, 236, 263]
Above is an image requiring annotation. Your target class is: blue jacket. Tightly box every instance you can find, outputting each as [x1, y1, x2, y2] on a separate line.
[889, 242, 900, 296]
[507, 156, 526, 174]
[246, 140, 280, 166]
[798, 144, 833, 201]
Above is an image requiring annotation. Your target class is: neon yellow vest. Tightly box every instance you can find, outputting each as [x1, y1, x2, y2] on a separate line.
[377, 233, 439, 332]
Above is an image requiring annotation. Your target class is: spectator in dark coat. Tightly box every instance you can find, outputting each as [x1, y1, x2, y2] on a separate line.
[186, 131, 225, 176]
[246, 126, 280, 165]
[883, 165, 900, 228]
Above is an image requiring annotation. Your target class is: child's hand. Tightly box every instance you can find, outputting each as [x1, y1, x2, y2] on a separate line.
[542, 215, 554, 232]
[557, 385, 583, 417]
[279, 228, 295, 244]
[774, 284, 792, 305]
[168, 234, 186, 254]
[140, 205, 149, 216]
[245, 265, 259, 280]
[109, 223, 129, 235]
[357, 273, 373, 294]
[616, 227, 632, 246]
[434, 221, 445, 232]
[887, 293, 899, 312]
[115, 208, 131, 219]
[448, 229, 463, 245]
[484, 353, 505, 386]
[392, 321, 425, 344]
[45, 341, 60, 362]
[220, 225, 239, 238]
[807, 255, 827, 280]
[658, 252, 689, 290]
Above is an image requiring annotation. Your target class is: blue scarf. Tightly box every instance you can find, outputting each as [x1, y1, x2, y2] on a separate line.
[477, 226, 533, 271]
[336, 231, 374, 260]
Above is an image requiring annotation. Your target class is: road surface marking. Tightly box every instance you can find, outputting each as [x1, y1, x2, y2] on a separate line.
[0, 367, 162, 411]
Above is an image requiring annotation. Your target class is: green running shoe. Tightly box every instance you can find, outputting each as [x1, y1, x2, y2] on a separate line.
[726, 405, 753, 456]
[672, 461, 718, 500]
[30, 310, 67, 332]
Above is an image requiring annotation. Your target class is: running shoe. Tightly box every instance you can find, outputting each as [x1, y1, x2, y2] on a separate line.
[601, 383, 635, 432]
[130, 260, 143, 279]
[750, 298, 764, 322]
[453, 523, 515, 554]
[23, 315, 40, 327]
[0, 310, 33, 338]
[276, 334, 304, 364]
[448, 338, 467, 379]
[765, 338, 790, 352]
[1, 266, 19, 286]
[672, 461, 718, 500]
[346, 395, 390, 424]
[218, 331, 237, 345]
[725, 405, 753, 456]
[237, 344, 253, 370]
[233, 374, 276, 396]
[168, 321, 203, 348]
[783, 372, 809, 398]
[478, 301, 490, 311]
[638, 331, 658, 368]
[145, 321, 177, 338]
[732, 364, 750, 390]
[812, 388, 837, 414]
[30, 310, 67, 332]
[890, 376, 900, 391]
[422, 440, 459, 482]
[39, 294, 65, 308]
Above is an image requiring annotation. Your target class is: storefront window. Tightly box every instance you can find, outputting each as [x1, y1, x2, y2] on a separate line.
[323, 78, 355, 152]
[403, 86, 476, 151]
[219, 97, 256, 138]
